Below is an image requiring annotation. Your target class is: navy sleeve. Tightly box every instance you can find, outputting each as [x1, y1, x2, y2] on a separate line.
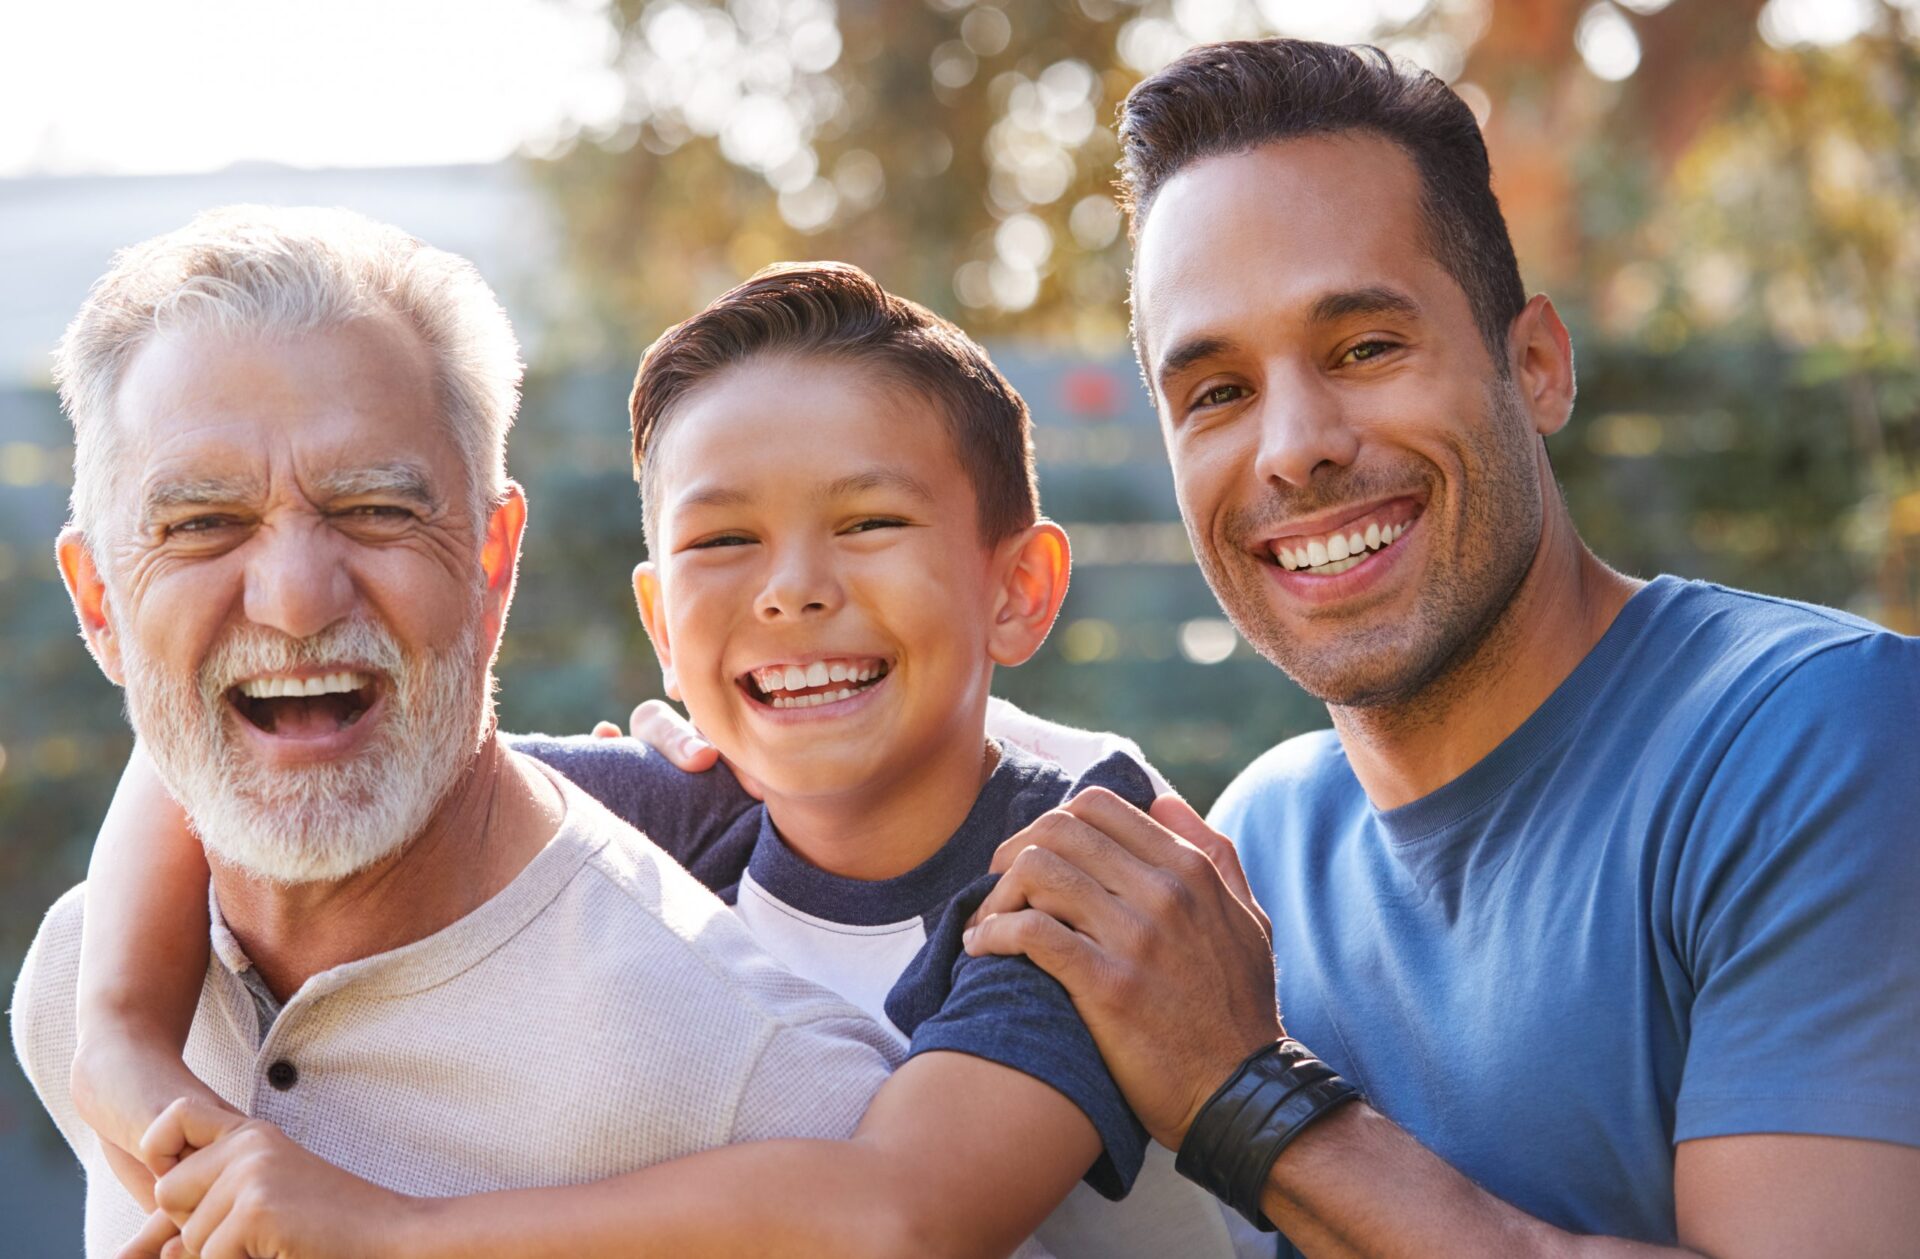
[504, 733, 760, 893]
[884, 753, 1161, 1200]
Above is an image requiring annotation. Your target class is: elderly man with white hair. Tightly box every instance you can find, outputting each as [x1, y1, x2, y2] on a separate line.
[10, 206, 908, 1257]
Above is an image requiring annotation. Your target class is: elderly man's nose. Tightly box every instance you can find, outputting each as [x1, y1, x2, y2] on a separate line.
[1253, 377, 1361, 488]
[242, 531, 355, 639]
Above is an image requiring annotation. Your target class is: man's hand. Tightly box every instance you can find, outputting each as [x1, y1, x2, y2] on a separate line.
[963, 788, 1284, 1148]
[591, 699, 764, 797]
[119, 1096, 418, 1259]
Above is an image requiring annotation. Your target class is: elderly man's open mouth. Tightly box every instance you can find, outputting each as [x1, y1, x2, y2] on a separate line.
[226, 670, 386, 754]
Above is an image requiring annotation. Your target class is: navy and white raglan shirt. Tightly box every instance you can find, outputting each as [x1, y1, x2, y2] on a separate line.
[508, 710, 1266, 1259]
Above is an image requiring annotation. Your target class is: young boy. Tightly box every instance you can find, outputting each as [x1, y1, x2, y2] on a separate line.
[72, 263, 1262, 1257]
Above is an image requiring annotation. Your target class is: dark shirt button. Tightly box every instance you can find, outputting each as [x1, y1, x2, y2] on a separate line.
[266, 1060, 298, 1091]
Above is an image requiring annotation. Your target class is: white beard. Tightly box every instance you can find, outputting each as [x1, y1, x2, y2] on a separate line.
[121, 612, 489, 886]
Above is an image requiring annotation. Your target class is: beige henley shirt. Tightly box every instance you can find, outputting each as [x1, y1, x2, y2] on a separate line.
[11, 768, 904, 1258]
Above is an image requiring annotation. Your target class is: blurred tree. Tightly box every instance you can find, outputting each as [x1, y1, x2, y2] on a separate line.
[533, 0, 1920, 627]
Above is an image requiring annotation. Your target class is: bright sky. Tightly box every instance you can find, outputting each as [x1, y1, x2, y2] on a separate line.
[0, 0, 626, 176]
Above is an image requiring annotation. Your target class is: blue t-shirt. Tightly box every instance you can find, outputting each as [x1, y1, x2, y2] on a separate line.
[1212, 576, 1920, 1248]
[504, 734, 1154, 1199]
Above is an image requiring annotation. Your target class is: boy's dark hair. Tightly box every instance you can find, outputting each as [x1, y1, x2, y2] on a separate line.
[630, 262, 1038, 549]
[1118, 39, 1527, 362]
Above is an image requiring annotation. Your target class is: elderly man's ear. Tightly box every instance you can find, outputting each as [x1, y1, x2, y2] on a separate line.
[56, 527, 124, 686]
[478, 483, 530, 652]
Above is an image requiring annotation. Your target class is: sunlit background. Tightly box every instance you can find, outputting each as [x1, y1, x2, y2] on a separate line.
[4, 0, 1918, 1241]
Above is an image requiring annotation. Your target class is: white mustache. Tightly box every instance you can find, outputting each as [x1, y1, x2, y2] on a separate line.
[198, 619, 404, 701]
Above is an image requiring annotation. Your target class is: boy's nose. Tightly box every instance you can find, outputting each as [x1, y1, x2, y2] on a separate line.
[755, 553, 843, 621]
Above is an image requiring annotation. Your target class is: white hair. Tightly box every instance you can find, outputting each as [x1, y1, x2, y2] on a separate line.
[53, 204, 524, 543]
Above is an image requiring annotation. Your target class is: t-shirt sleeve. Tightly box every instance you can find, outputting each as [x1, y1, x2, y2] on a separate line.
[883, 755, 1162, 1200]
[986, 697, 1174, 797]
[729, 1014, 897, 1143]
[1671, 632, 1920, 1149]
[504, 733, 758, 884]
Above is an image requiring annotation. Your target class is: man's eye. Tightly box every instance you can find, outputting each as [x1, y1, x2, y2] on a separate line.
[1341, 340, 1397, 365]
[169, 516, 238, 536]
[341, 505, 413, 520]
[1195, 384, 1246, 409]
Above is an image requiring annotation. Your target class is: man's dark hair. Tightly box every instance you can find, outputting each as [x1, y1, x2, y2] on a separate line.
[630, 261, 1038, 549]
[1118, 39, 1527, 361]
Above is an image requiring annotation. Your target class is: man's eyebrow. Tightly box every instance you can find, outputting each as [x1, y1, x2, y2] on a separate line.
[1155, 335, 1236, 392]
[1310, 285, 1422, 326]
[821, 469, 936, 504]
[310, 462, 441, 508]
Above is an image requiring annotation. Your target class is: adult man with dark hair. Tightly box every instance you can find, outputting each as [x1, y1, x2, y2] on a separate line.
[961, 37, 1920, 1256]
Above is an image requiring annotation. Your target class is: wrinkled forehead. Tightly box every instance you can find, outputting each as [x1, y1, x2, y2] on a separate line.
[113, 315, 464, 503]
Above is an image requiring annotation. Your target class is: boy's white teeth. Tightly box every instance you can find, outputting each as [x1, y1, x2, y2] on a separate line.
[1275, 518, 1411, 573]
[771, 687, 860, 709]
[237, 671, 370, 699]
[750, 658, 888, 695]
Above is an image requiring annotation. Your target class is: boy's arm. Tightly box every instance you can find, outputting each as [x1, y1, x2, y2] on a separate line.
[72, 741, 231, 1205]
[145, 1050, 1095, 1259]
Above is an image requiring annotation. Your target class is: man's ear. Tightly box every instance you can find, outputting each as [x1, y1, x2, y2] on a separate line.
[987, 521, 1071, 668]
[632, 560, 682, 701]
[56, 526, 125, 685]
[478, 482, 529, 652]
[1508, 294, 1576, 438]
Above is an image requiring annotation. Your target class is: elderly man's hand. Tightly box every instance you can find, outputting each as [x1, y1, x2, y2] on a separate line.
[963, 789, 1285, 1150]
[118, 1096, 418, 1259]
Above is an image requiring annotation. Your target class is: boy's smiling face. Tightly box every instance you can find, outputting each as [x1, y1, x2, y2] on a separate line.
[637, 354, 1063, 807]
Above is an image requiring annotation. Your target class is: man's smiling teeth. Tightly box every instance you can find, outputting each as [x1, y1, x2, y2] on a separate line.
[236, 671, 371, 699]
[748, 659, 889, 709]
[1275, 520, 1411, 575]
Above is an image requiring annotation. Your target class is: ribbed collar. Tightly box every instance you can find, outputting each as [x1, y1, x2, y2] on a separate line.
[745, 739, 1045, 927]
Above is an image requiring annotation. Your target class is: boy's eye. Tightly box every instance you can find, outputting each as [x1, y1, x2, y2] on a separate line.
[845, 517, 907, 533]
[689, 533, 754, 549]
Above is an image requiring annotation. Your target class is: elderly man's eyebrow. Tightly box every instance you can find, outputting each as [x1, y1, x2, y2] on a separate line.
[311, 462, 441, 509]
[1310, 285, 1422, 326]
[139, 474, 263, 523]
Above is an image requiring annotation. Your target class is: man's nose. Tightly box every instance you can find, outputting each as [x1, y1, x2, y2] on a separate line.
[755, 545, 843, 622]
[1251, 368, 1361, 488]
[241, 524, 357, 640]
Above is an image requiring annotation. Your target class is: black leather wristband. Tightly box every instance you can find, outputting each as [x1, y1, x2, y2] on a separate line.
[1174, 1038, 1362, 1230]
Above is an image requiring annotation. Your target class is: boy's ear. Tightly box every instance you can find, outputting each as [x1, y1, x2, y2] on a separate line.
[57, 526, 125, 685]
[632, 560, 682, 701]
[987, 520, 1071, 668]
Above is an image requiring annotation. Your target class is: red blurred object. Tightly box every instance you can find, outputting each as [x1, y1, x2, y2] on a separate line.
[1059, 366, 1123, 419]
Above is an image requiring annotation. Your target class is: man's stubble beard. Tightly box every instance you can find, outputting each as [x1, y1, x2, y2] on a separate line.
[1195, 379, 1545, 718]
[121, 607, 493, 886]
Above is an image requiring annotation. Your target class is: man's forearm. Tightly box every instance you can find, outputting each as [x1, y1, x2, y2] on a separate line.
[1258, 1104, 1695, 1259]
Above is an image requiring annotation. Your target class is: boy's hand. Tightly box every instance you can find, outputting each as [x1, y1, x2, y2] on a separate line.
[71, 1033, 238, 1206]
[962, 789, 1283, 1151]
[123, 1096, 418, 1259]
[594, 699, 765, 798]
